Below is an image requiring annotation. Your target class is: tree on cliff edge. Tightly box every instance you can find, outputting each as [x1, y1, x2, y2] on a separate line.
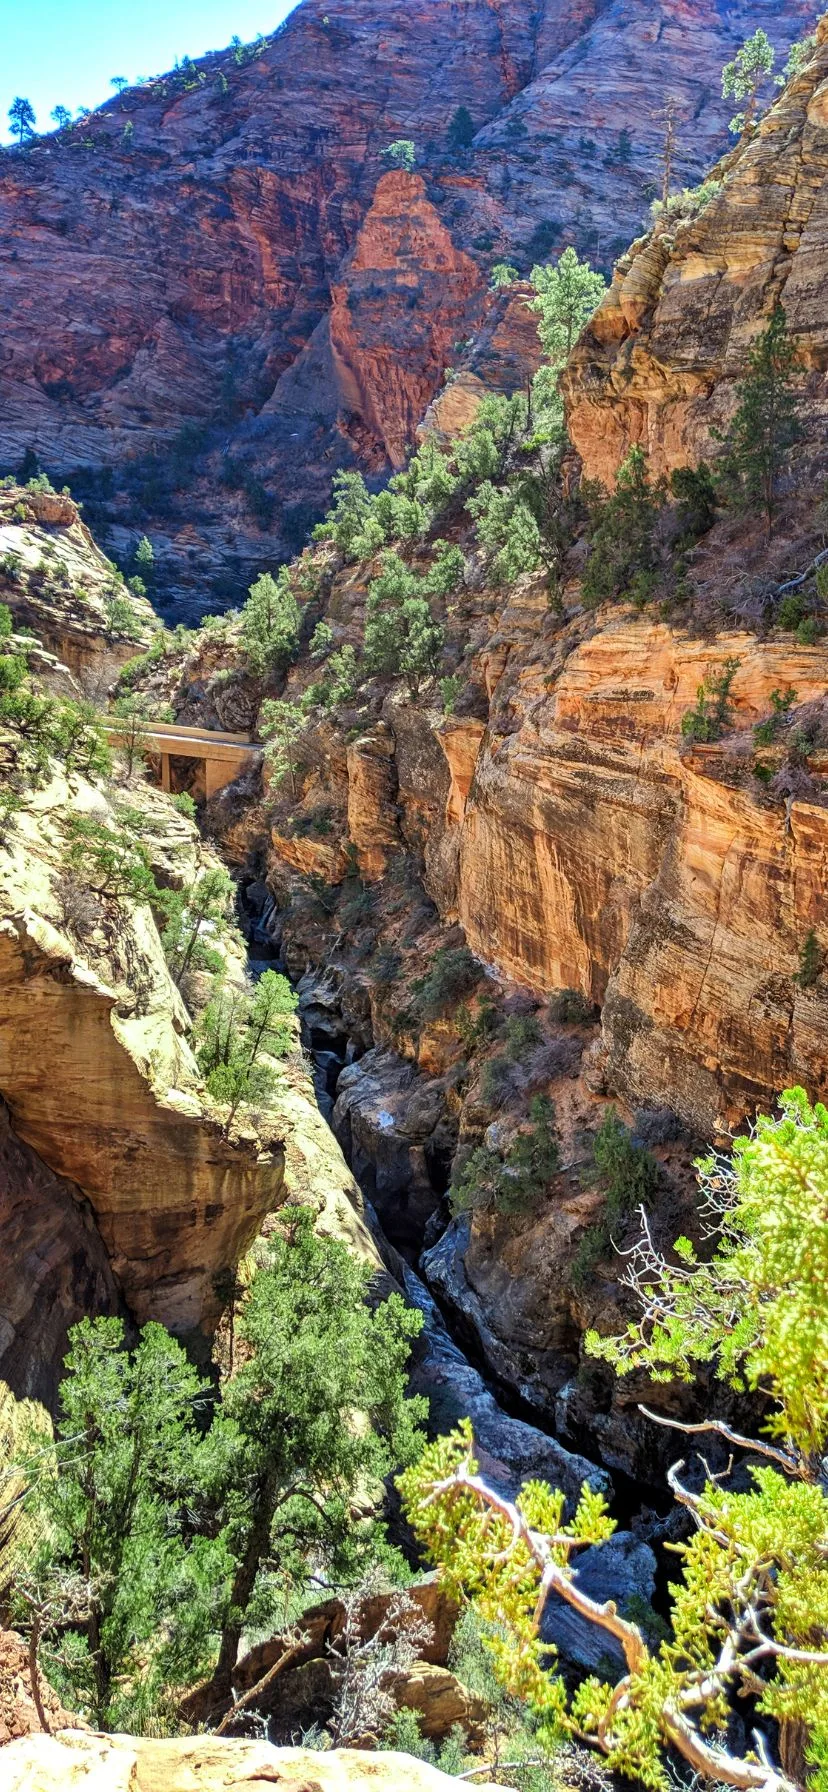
[722, 29, 776, 136]
[8, 97, 35, 147]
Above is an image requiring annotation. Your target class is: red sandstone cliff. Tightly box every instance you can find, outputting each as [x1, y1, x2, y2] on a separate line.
[0, 0, 813, 614]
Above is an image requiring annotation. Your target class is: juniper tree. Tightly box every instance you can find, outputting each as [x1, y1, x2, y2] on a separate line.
[382, 138, 415, 171]
[447, 105, 475, 151]
[531, 246, 606, 363]
[402, 1088, 828, 1792]
[207, 1209, 426, 1700]
[159, 865, 235, 986]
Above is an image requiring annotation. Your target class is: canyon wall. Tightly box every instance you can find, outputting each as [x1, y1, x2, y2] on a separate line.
[0, 772, 284, 1366]
[0, 0, 813, 613]
[564, 16, 828, 486]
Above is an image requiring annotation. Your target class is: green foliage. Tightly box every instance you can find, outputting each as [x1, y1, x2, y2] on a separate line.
[196, 969, 297, 1127]
[105, 593, 142, 640]
[719, 303, 801, 534]
[779, 33, 817, 85]
[309, 619, 333, 660]
[650, 178, 722, 223]
[447, 105, 475, 151]
[491, 262, 520, 288]
[669, 462, 717, 540]
[582, 446, 665, 608]
[12, 1316, 224, 1731]
[134, 535, 154, 577]
[259, 697, 306, 797]
[797, 930, 822, 990]
[170, 790, 196, 819]
[467, 482, 543, 586]
[209, 1208, 426, 1692]
[241, 570, 300, 676]
[503, 1014, 542, 1061]
[722, 28, 776, 135]
[63, 813, 156, 904]
[439, 673, 464, 715]
[158, 866, 235, 986]
[531, 247, 606, 364]
[450, 1096, 559, 1218]
[588, 1087, 828, 1458]
[680, 655, 740, 744]
[314, 470, 379, 558]
[382, 139, 415, 171]
[8, 96, 36, 146]
[363, 553, 445, 698]
[0, 603, 12, 640]
[16, 1217, 425, 1728]
[754, 684, 797, 746]
[571, 1111, 659, 1287]
[409, 944, 480, 1022]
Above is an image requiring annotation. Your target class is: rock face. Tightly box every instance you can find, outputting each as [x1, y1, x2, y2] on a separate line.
[0, 1103, 121, 1410]
[2, 1733, 498, 1792]
[0, 771, 284, 1353]
[0, 484, 154, 689]
[564, 19, 828, 486]
[0, 0, 811, 614]
[443, 612, 828, 1137]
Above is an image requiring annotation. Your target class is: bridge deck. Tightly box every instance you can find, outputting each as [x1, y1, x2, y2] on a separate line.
[103, 717, 261, 795]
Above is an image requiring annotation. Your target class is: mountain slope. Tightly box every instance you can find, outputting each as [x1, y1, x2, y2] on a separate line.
[0, 0, 813, 614]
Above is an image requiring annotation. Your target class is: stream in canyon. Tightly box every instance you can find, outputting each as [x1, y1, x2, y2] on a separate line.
[240, 880, 663, 1669]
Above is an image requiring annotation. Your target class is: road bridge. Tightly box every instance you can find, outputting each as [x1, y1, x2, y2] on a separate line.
[104, 718, 261, 799]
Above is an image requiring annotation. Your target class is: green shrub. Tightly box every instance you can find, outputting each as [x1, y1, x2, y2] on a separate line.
[680, 656, 741, 744]
[409, 945, 480, 1021]
[547, 988, 594, 1024]
[450, 1095, 559, 1218]
[581, 447, 666, 608]
[503, 1014, 542, 1061]
[171, 791, 197, 819]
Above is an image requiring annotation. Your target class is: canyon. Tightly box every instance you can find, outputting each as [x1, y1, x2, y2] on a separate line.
[0, 0, 814, 614]
[3, 3, 828, 1785]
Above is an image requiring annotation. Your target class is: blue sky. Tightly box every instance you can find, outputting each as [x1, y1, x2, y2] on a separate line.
[1, 0, 299, 141]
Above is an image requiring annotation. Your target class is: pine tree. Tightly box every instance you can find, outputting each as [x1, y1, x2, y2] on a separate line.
[240, 569, 300, 675]
[722, 29, 776, 136]
[8, 97, 36, 147]
[723, 303, 801, 536]
[531, 246, 606, 362]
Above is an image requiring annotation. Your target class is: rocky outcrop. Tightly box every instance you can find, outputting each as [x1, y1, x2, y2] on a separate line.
[0, 770, 284, 1353]
[0, 1630, 76, 1744]
[2, 1733, 499, 1792]
[0, 485, 154, 689]
[0, 0, 811, 614]
[563, 19, 828, 486]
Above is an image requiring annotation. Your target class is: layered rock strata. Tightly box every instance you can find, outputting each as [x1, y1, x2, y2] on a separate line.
[564, 18, 828, 486]
[0, 0, 811, 611]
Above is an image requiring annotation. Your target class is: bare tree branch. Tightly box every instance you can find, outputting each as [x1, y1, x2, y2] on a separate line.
[638, 1406, 800, 1477]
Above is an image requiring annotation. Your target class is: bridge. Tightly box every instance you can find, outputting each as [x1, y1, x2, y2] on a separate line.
[104, 718, 262, 800]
